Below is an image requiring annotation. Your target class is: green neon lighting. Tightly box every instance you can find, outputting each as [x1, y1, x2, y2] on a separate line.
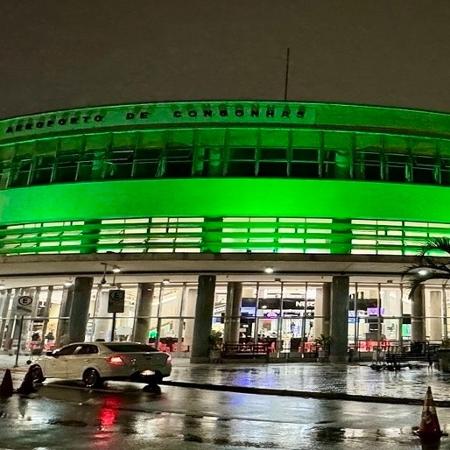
[0, 179, 448, 255]
[0, 178, 449, 224]
[0, 100, 449, 256]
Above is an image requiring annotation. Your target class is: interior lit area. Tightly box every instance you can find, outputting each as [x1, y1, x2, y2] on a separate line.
[0, 275, 448, 357]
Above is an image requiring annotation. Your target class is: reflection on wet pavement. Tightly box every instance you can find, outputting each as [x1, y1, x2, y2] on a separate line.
[3, 364, 450, 448]
[1, 382, 450, 449]
[170, 363, 450, 401]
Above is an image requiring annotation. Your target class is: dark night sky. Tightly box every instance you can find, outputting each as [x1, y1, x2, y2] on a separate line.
[1, 0, 450, 118]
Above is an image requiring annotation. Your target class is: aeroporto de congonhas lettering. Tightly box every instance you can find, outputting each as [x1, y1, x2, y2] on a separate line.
[2, 104, 307, 136]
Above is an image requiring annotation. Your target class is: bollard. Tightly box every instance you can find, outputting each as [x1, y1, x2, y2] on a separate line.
[0, 369, 14, 397]
[413, 386, 445, 442]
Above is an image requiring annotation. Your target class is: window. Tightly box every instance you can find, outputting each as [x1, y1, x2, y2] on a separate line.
[413, 156, 435, 184]
[105, 149, 134, 179]
[10, 156, 32, 187]
[75, 344, 99, 355]
[133, 148, 162, 178]
[441, 158, 450, 185]
[360, 152, 382, 181]
[54, 151, 78, 183]
[77, 150, 103, 181]
[57, 344, 79, 356]
[227, 147, 256, 176]
[258, 162, 287, 177]
[386, 153, 409, 182]
[290, 148, 319, 178]
[164, 147, 193, 177]
[104, 343, 157, 352]
[32, 155, 55, 185]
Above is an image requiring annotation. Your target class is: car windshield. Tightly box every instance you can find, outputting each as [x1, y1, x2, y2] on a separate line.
[104, 343, 158, 353]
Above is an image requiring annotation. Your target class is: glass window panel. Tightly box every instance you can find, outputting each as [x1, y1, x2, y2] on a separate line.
[258, 162, 287, 177]
[260, 148, 287, 160]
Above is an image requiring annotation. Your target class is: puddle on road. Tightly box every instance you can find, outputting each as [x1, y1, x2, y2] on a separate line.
[48, 419, 88, 427]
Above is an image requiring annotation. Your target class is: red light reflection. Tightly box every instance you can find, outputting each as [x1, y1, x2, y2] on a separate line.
[97, 395, 122, 428]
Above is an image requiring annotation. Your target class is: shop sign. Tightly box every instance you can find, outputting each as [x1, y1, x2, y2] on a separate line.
[108, 289, 125, 313]
[1, 102, 316, 138]
[17, 295, 33, 314]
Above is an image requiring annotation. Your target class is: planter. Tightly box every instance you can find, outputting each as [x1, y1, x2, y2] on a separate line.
[317, 349, 329, 362]
[209, 349, 221, 363]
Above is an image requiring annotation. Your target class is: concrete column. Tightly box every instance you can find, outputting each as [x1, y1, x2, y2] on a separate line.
[207, 147, 225, 176]
[335, 149, 351, 179]
[191, 275, 216, 362]
[40, 286, 54, 343]
[201, 218, 222, 253]
[182, 288, 197, 352]
[68, 277, 93, 343]
[133, 283, 154, 343]
[331, 219, 352, 254]
[224, 282, 242, 345]
[80, 220, 101, 254]
[56, 286, 73, 345]
[314, 283, 331, 338]
[428, 290, 442, 341]
[411, 285, 425, 342]
[330, 276, 349, 363]
[0, 289, 12, 349]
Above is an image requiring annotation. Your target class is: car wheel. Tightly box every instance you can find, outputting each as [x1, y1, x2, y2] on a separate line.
[82, 369, 102, 389]
[30, 365, 45, 384]
[154, 371, 163, 383]
[143, 384, 161, 394]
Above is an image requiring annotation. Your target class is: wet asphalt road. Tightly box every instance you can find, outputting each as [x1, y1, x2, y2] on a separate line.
[1, 379, 450, 449]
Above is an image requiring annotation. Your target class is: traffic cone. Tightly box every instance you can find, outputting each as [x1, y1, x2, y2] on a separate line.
[0, 369, 14, 397]
[15, 369, 36, 396]
[414, 386, 443, 441]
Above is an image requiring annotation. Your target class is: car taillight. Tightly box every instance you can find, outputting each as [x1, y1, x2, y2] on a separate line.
[106, 355, 128, 366]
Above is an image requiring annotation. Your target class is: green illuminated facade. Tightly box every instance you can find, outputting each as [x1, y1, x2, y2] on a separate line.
[2, 100, 450, 362]
[0, 100, 450, 256]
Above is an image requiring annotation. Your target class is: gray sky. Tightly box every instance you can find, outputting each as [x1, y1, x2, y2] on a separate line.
[1, 0, 449, 118]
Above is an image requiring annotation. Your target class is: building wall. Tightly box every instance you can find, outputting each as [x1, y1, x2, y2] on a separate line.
[0, 101, 449, 257]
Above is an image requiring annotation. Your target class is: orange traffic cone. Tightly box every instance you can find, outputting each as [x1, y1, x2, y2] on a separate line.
[414, 386, 444, 441]
[0, 369, 14, 397]
[15, 369, 36, 396]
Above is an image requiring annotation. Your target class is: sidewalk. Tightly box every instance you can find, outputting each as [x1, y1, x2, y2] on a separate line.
[168, 359, 450, 402]
[3, 354, 450, 405]
[0, 353, 30, 371]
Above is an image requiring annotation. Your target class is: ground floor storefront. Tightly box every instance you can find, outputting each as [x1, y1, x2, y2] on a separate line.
[0, 271, 447, 363]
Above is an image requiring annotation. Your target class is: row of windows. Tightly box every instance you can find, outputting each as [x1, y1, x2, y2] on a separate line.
[2, 216, 450, 256]
[1, 146, 450, 188]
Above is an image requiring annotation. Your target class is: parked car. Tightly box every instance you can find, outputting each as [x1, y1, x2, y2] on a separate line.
[28, 342, 172, 388]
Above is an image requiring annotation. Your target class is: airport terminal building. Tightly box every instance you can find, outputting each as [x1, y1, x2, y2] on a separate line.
[0, 100, 450, 362]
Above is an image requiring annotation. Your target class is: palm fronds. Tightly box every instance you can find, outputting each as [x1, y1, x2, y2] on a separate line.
[404, 237, 450, 298]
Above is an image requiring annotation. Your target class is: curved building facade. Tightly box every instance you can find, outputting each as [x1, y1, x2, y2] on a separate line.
[0, 100, 450, 362]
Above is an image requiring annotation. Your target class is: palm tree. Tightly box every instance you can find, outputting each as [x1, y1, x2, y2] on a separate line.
[404, 237, 450, 297]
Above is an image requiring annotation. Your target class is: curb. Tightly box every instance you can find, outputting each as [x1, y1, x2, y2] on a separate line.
[160, 380, 450, 407]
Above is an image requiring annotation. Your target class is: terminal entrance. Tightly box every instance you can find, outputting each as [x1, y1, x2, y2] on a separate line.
[0, 274, 447, 362]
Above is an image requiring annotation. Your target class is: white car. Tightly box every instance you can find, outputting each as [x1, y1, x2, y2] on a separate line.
[28, 342, 172, 389]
